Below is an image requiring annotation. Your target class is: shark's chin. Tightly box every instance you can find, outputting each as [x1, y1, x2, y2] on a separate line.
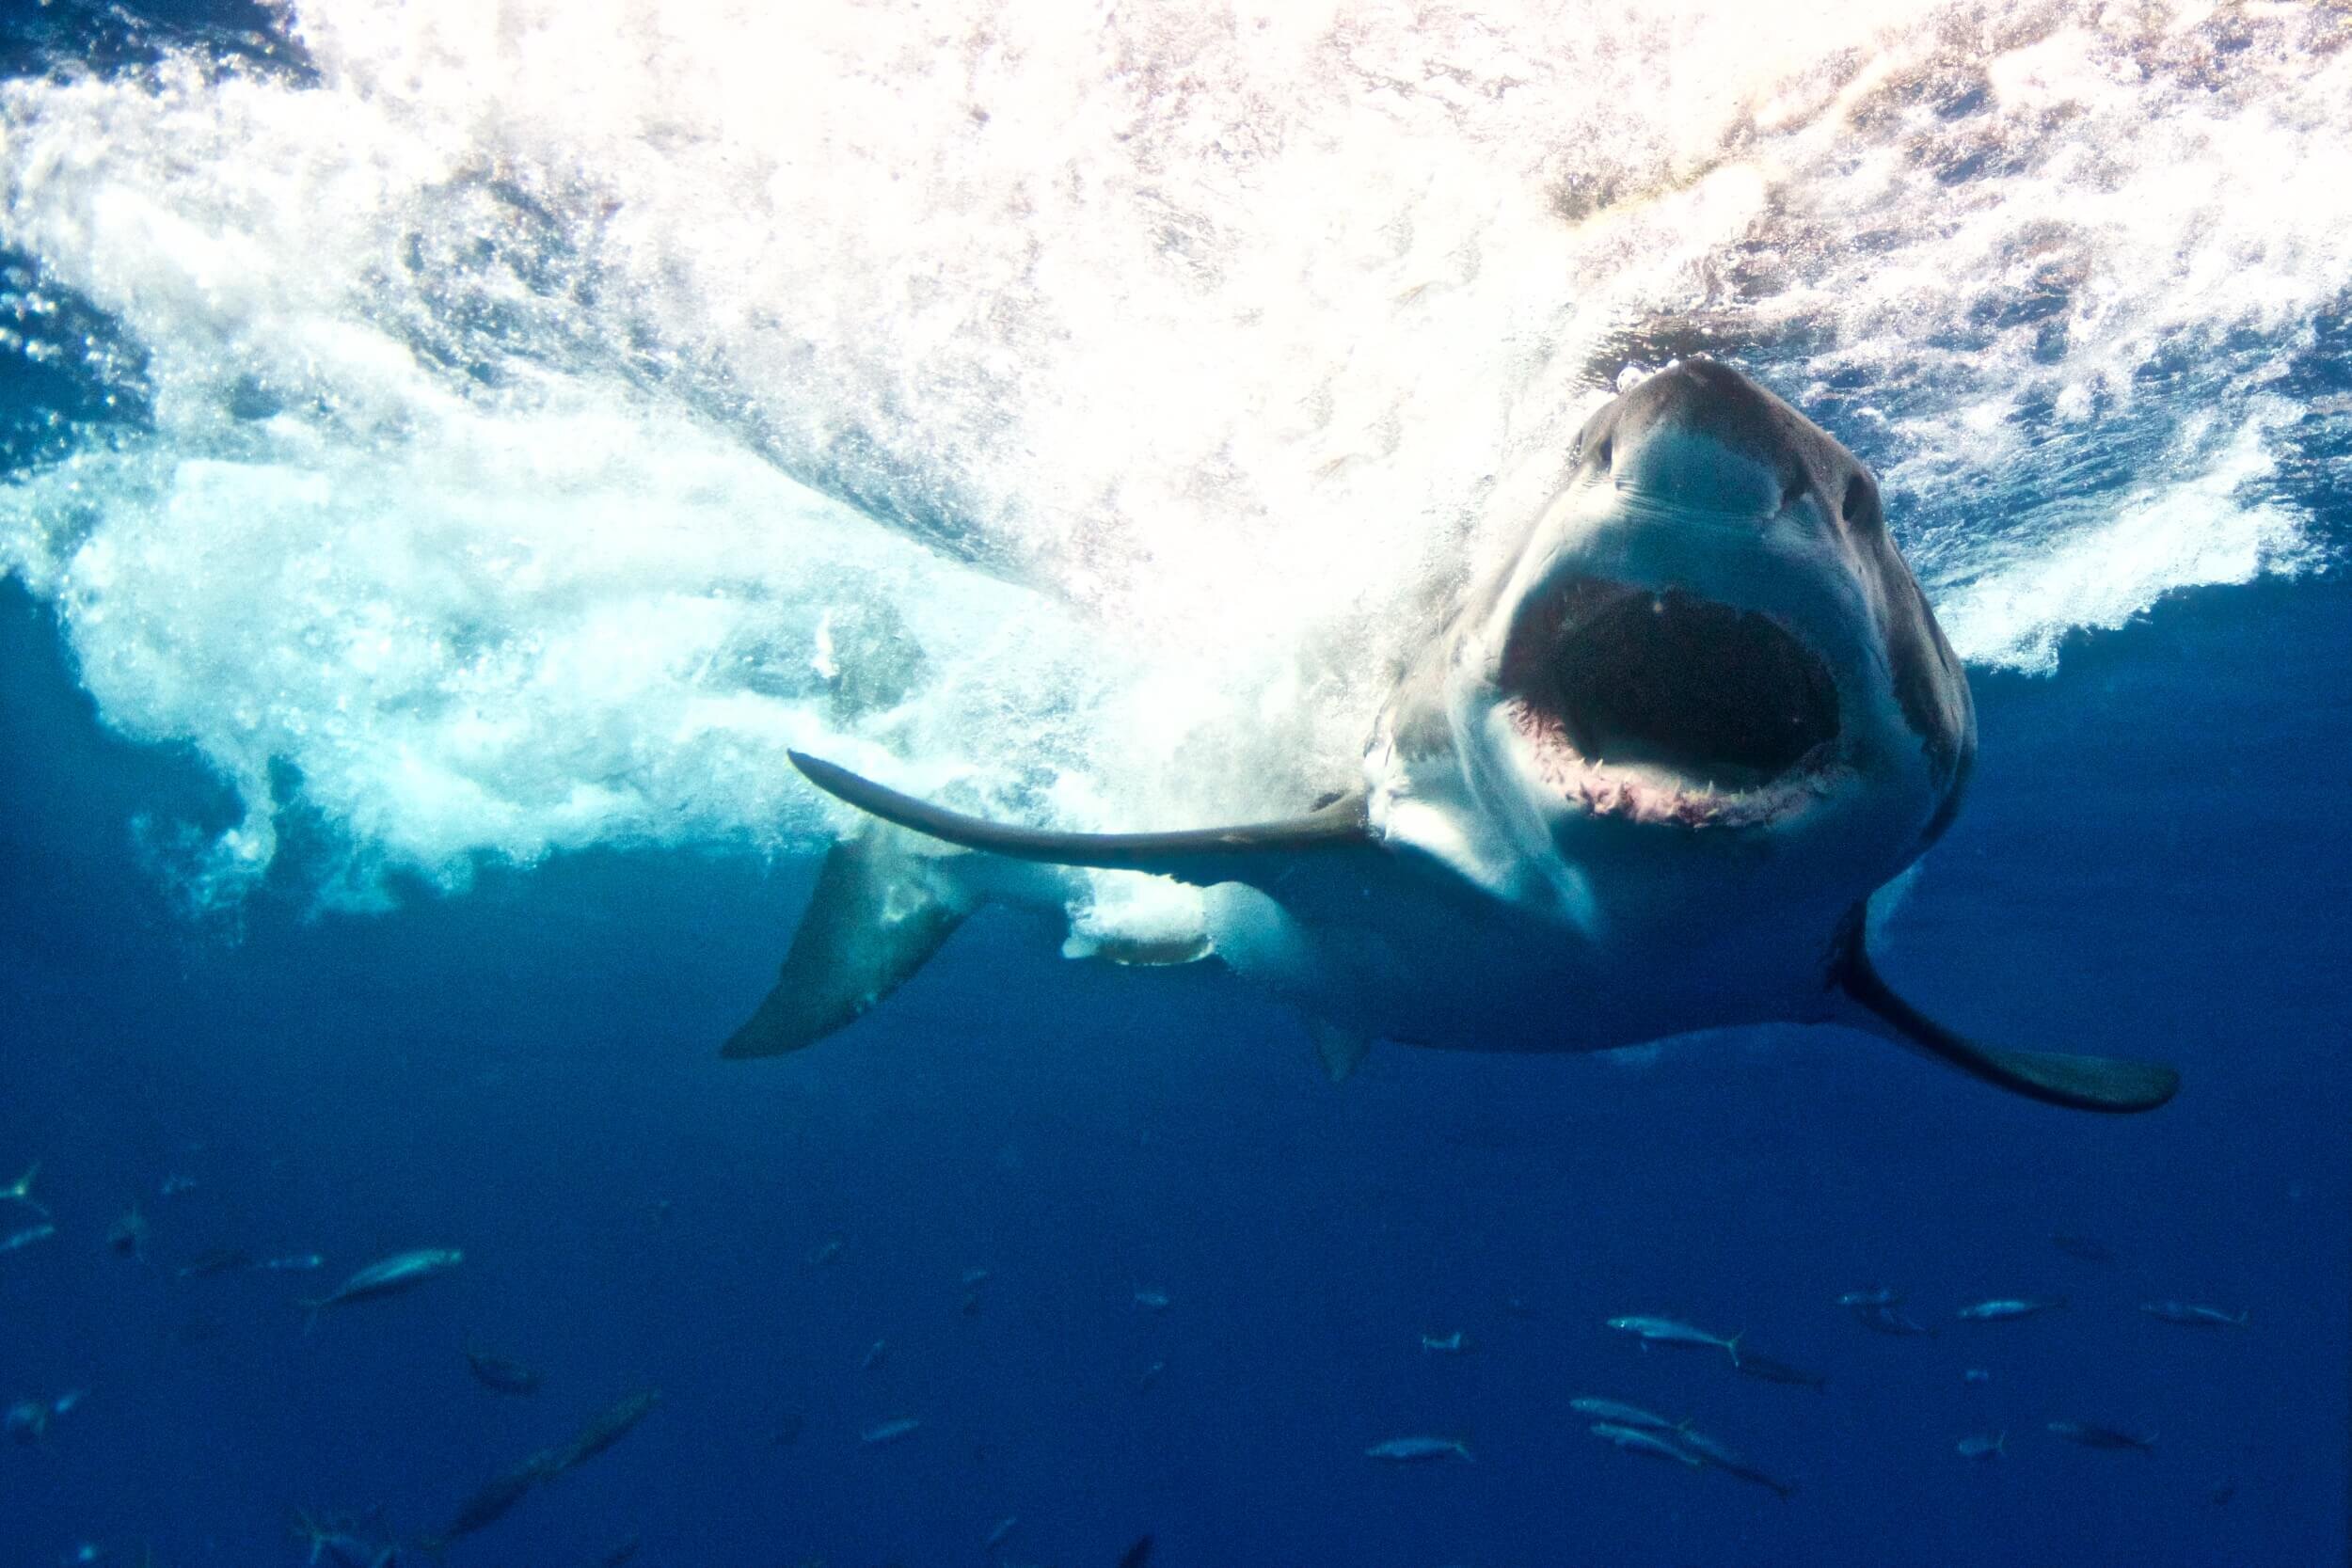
[1500, 574, 1849, 832]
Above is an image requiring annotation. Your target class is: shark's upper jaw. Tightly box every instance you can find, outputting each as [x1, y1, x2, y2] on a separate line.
[1497, 571, 1849, 831]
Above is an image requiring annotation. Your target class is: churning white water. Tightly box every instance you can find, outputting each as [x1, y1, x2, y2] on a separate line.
[0, 0, 2342, 911]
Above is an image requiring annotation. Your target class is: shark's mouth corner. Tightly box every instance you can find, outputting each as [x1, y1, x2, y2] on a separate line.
[1499, 577, 1844, 830]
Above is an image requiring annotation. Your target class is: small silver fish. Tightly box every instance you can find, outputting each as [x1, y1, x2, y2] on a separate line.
[424, 1454, 551, 1549]
[1836, 1287, 1900, 1308]
[262, 1252, 326, 1272]
[1366, 1435, 1472, 1463]
[1420, 1331, 1468, 1354]
[0, 1223, 56, 1255]
[1955, 1297, 2066, 1321]
[1963, 1368, 1992, 1385]
[1588, 1423, 1699, 1467]
[1133, 1287, 1171, 1311]
[1568, 1397, 1681, 1432]
[859, 1417, 922, 1446]
[1605, 1315, 1740, 1358]
[2048, 1420, 2155, 1452]
[2139, 1300, 2248, 1327]
[1957, 1433, 2007, 1461]
[300, 1248, 463, 1320]
[464, 1345, 542, 1395]
[545, 1388, 660, 1475]
[860, 1338, 888, 1371]
[1677, 1425, 1798, 1499]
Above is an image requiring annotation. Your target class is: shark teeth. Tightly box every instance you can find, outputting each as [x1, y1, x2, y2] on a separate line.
[1507, 699, 1838, 829]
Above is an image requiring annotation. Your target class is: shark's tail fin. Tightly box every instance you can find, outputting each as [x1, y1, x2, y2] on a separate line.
[723, 823, 980, 1059]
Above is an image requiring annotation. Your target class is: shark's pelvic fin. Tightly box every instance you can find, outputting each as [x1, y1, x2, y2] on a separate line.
[722, 823, 977, 1059]
[1832, 926, 2178, 1114]
[1311, 1020, 1374, 1084]
[786, 751, 1374, 890]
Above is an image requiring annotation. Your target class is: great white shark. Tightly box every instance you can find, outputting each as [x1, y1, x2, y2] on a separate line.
[725, 358, 2178, 1114]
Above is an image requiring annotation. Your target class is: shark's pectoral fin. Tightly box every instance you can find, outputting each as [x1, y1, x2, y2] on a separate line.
[1311, 1020, 1374, 1084]
[723, 824, 977, 1059]
[1831, 925, 2178, 1114]
[787, 751, 1374, 891]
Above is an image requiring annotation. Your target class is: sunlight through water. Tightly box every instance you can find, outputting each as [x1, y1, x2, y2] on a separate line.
[0, 0, 2343, 911]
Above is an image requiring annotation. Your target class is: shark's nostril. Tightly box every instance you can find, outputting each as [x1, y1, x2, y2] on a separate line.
[1781, 475, 1808, 514]
[1594, 436, 1612, 470]
[1842, 473, 1872, 524]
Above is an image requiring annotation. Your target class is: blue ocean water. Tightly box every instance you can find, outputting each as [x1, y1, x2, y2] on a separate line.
[2, 4, 2348, 1566]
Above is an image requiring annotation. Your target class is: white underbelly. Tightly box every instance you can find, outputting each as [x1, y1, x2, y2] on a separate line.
[1202, 878, 1841, 1053]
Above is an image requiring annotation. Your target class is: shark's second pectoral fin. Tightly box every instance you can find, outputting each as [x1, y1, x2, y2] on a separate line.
[787, 752, 1374, 890]
[723, 824, 977, 1059]
[1832, 926, 2179, 1114]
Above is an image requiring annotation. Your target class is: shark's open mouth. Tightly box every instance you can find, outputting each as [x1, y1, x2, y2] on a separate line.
[1501, 577, 1844, 828]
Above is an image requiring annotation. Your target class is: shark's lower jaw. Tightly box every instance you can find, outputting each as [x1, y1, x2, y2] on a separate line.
[1500, 576, 1848, 831]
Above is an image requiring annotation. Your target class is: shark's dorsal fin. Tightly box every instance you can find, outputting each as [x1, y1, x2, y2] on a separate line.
[1832, 921, 2178, 1114]
[787, 751, 1374, 890]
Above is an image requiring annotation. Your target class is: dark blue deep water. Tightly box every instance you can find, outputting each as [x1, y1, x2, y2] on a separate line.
[3, 6, 2349, 1567]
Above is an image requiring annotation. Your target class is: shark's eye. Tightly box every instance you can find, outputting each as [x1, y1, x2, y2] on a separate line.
[1592, 436, 1612, 470]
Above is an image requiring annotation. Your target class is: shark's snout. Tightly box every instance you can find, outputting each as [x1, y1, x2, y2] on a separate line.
[1589, 357, 1813, 518]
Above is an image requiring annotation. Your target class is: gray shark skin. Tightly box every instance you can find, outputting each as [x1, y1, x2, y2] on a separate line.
[730, 358, 2177, 1115]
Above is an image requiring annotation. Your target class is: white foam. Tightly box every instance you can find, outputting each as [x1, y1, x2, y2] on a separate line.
[1937, 403, 2313, 670]
[0, 1, 2341, 907]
